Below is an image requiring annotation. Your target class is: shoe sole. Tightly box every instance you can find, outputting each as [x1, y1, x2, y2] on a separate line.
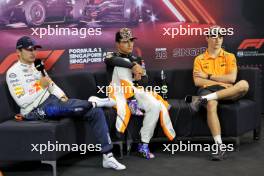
[103, 165, 126, 170]
[137, 151, 155, 159]
[89, 96, 116, 107]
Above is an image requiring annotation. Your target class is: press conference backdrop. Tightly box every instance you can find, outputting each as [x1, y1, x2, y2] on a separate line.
[0, 0, 263, 111]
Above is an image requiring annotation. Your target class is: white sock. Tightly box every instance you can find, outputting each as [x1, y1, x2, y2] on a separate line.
[213, 135, 222, 144]
[104, 152, 113, 158]
[202, 93, 218, 101]
[91, 102, 96, 108]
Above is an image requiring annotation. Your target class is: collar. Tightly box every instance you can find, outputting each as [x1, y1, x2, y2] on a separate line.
[116, 52, 132, 58]
[18, 60, 33, 68]
[204, 48, 224, 60]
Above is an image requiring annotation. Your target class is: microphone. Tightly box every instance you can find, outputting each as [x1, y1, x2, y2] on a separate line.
[34, 59, 46, 76]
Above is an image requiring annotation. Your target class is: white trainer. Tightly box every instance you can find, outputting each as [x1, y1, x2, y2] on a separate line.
[102, 153, 126, 170]
[88, 96, 116, 108]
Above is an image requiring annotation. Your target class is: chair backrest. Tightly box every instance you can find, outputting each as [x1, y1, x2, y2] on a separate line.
[148, 69, 197, 99]
[0, 81, 19, 122]
[93, 71, 109, 98]
[51, 72, 97, 100]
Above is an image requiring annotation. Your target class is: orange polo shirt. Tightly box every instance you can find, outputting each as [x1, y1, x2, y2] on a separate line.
[193, 49, 237, 87]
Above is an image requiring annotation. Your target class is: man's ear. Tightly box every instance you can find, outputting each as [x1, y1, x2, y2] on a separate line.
[116, 42, 121, 51]
[115, 42, 119, 47]
[16, 49, 21, 58]
[205, 36, 209, 42]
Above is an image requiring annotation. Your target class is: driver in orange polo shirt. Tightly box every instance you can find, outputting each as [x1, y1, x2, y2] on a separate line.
[186, 26, 249, 161]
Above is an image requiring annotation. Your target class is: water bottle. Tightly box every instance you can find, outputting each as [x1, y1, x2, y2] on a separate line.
[141, 59, 146, 75]
[161, 70, 168, 99]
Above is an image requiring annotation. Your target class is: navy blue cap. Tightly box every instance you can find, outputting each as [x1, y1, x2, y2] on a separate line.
[16, 36, 42, 49]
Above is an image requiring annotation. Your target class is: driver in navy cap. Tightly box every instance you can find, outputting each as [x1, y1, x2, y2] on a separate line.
[6, 36, 126, 170]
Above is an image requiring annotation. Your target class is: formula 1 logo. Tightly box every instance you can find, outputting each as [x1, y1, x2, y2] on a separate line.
[237, 39, 264, 57]
[238, 39, 264, 50]
[0, 50, 65, 74]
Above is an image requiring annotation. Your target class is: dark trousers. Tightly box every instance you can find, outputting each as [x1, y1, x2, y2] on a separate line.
[25, 95, 113, 153]
[197, 85, 226, 96]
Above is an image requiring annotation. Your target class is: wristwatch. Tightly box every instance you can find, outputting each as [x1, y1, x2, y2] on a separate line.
[208, 74, 212, 80]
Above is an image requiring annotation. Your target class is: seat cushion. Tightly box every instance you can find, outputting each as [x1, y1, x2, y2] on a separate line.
[192, 99, 257, 136]
[74, 107, 125, 145]
[126, 99, 194, 141]
[0, 118, 76, 161]
[140, 98, 257, 139]
[155, 99, 194, 139]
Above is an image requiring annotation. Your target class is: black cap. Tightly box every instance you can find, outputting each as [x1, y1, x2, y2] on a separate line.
[16, 36, 42, 50]
[115, 28, 137, 42]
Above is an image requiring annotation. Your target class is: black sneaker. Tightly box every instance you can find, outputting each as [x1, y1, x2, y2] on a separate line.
[185, 95, 207, 112]
[210, 144, 227, 161]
